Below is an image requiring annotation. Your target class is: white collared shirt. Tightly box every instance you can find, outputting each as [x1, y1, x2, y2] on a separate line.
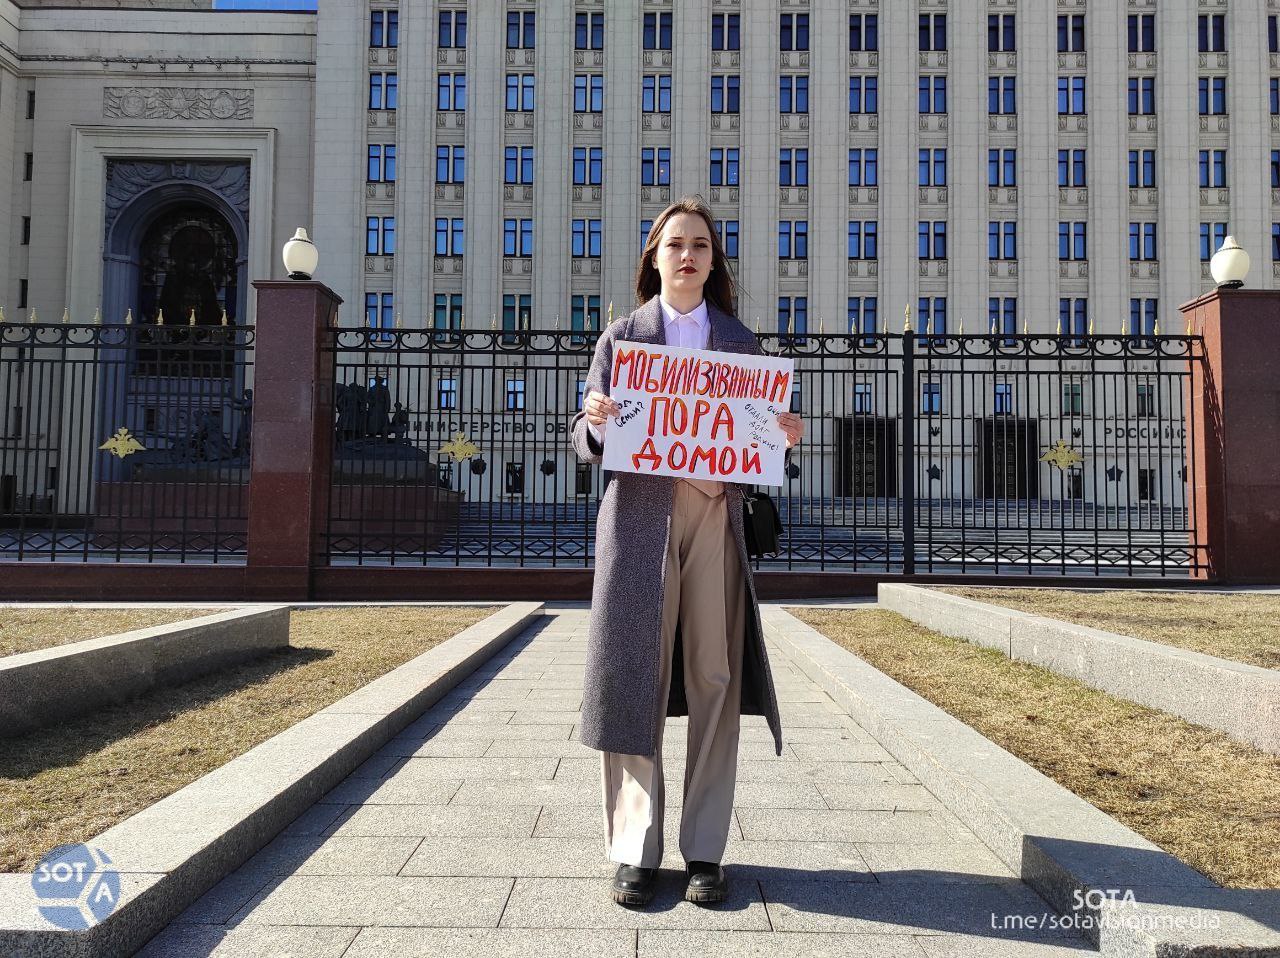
[587, 296, 709, 444]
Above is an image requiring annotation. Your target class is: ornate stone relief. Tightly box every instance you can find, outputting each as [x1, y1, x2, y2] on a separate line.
[104, 87, 253, 121]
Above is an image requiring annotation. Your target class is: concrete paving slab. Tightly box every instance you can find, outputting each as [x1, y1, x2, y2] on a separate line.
[344, 927, 637, 958]
[499, 876, 771, 931]
[640, 929, 928, 957]
[331, 804, 540, 839]
[134, 923, 360, 958]
[399, 836, 613, 878]
[737, 808, 958, 844]
[815, 783, 946, 812]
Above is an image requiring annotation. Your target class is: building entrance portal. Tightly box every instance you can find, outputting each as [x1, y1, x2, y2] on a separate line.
[978, 417, 1038, 500]
[834, 416, 896, 498]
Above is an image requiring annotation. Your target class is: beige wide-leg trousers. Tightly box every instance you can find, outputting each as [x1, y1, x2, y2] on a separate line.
[601, 478, 747, 868]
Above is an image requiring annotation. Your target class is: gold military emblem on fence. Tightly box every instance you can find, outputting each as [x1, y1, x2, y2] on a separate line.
[1038, 440, 1084, 470]
[99, 427, 146, 459]
[439, 431, 478, 462]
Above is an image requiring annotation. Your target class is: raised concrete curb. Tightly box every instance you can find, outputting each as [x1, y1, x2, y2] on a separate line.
[878, 583, 1280, 756]
[0, 601, 543, 958]
[761, 605, 1280, 957]
[0, 606, 291, 738]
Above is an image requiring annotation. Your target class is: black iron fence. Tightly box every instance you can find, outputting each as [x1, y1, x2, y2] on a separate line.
[325, 327, 1205, 577]
[0, 321, 254, 562]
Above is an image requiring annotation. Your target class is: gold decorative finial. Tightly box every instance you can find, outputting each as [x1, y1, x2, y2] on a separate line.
[1023, 313, 1029, 335]
[1056, 311, 1063, 336]
[491, 313, 497, 330]
[28, 307, 38, 323]
[958, 316, 964, 335]
[61, 307, 70, 324]
[220, 307, 229, 326]
[395, 311, 403, 330]
[438, 430, 479, 462]
[1088, 314, 1094, 336]
[608, 301, 614, 324]
[1153, 315, 1160, 335]
[99, 427, 145, 460]
[755, 315, 761, 334]
[460, 310, 466, 328]
[0, 306, 6, 323]
[124, 308, 134, 326]
[1185, 312, 1193, 335]
[903, 304, 912, 333]
[156, 308, 165, 326]
[92, 306, 102, 325]
[188, 308, 197, 327]
[1038, 439, 1084, 471]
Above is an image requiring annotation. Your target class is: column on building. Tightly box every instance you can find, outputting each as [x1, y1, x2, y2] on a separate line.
[464, 3, 505, 329]
[1019, 0, 1058, 331]
[602, 0, 640, 316]
[1228, 0, 1270, 290]
[739, 0, 777, 336]
[1091, 0, 1129, 336]
[1160, 1, 1200, 311]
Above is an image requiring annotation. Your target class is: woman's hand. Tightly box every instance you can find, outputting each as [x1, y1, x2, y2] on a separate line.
[777, 411, 804, 449]
[584, 389, 621, 427]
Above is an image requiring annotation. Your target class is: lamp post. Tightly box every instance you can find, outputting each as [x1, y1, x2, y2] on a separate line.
[1209, 236, 1250, 289]
[282, 227, 319, 280]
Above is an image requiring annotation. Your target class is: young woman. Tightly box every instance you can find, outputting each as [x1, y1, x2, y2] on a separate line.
[570, 196, 804, 908]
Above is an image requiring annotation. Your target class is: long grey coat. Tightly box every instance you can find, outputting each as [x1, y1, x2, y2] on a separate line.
[570, 294, 784, 758]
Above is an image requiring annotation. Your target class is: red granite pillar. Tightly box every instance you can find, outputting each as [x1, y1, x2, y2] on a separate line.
[245, 281, 342, 599]
[1180, 289, 1280, 583]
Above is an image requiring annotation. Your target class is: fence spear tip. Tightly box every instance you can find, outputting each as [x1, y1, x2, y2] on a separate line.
[124, 308, 133, 325]
[188, 308, 197, 326]
[221, 307, 229, 326]
[93, 306, 102, 325]
[62, 307, 70, 324]
[156, 308, 165, 326]
[28, 307, 37, 323]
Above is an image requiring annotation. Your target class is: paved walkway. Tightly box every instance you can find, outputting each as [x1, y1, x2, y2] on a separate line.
[136, 610, 1094, 957]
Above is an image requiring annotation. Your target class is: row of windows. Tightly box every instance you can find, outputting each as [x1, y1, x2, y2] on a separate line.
[377, 11, 1280, 57]
[367, 71, 1280, 120]
[376, 214, 1246, 266]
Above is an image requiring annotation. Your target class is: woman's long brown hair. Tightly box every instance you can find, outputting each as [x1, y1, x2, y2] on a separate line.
[633, 195, 740, 317]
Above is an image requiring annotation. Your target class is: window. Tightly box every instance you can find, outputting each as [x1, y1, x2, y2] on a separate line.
[711, 75, 740, 113]
[505, 74, 535, 111]
[988, 76, 1016, 114]
[503, 293, 532, 336]
[364, 292, 394, 341]
[716, 219, 739, 258]
[1198, 76, 1226, 115]
[850, 14, 878, 51]
[988, 149, 1016, 186]
[433, 293, 463, 330]
[641, 75, 672, 113]
[573, 147, 603, 185]
[1128, 149, 1156, 188]
[1272, 78, 1279, 116]
[849, 75, 878, 113]
[644, 12, 672, 50]
[778, 296, 808, 338]
[369, 72, 398, 110]
[436, 145, 464, 183]
[917, 221, 946, 260]
[848, 221, 878, 259]
[507, 10, 534, 49]
[25, 89, 34, 119]
[780, 75, 809, 113]
[642, 147, 671, 186]
[575, 463, 592, 496]
[712, 13, 740, 51]
[1272, 15, 1278, 54]
[989, 297, 1018, 340]
[438, 10, 466, 48]
[1275, 223, 1280, 261]
[848, 296, 878, 336]
[778, 221, 808, 259]
[571, 295, 602, 338]
[709, 148, 739, 186]
[572, 219, 602, 258]
[853, 382, 874, 413]
[919, 14, 946, 51]
[1199, 222, 1227, 262]
[435, 217, 464, 256]
[1129, 222, 1157, 261]
[437, 73, 466, 111]
[505, 463, 526, 496]
[1057, 76, 1086, 114]
[1199, 149, 1227, 188]
[917, 297, 947, 337]
[504, 146, 534, 185]
[993, 382, 1013, 415]
[640, 219, 653, 254]
[780, 148, 809, 186]
[505, 378, 526, 411]
[848, 148, 878, 186]
[1135, 381, 1156, 418]
[575, 12, 604, 50]
[1128, 14, 1154, 52]
[1057, 149, 1087, 187]
[918, 148, 946, 186]
[574, 74, 604, 112]
[1057, 15, 1085, 52]
[920, 381, 943, 415]
[367, 144, 396, 182]
[780, 13, 809, 51]
[437, 377, 458, 410]
[988, 14, 1015, 52]
[370, 10, 398, 47]
[1128, 77, 1155, 115]
[1198, 14, 1225, 53]
[21, 216, 30, 245]
[503, 218, 534, 257]
[366, 216, 395, 255]
[988, 222, 1017, 260]
[1059, 222, 1087, 261]
[918, 75, 946, 113]
[18, 279, 27, 309]
[22, 153, 32, 181]
[1061, 380, 1085, 415]
[1130, 298, 1158, 339]
[1058, 299, 1088, 342]
[1137, 468, 1156, 503]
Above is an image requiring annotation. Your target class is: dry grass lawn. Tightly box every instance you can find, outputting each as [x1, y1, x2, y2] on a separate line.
[943, 588, 1280, 670]
[0, 605, 497, 873]
[1, 608, 221, 658]
[790, 607, 1280, 890]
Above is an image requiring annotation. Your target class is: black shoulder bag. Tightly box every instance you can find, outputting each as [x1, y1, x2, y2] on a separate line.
[742, 488, 783, 557]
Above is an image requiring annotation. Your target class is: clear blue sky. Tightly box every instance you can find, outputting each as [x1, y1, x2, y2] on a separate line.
[212, 0, 317, 10]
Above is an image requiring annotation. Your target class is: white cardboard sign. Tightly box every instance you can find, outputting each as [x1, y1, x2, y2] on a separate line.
[600, 341, 794, 487]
